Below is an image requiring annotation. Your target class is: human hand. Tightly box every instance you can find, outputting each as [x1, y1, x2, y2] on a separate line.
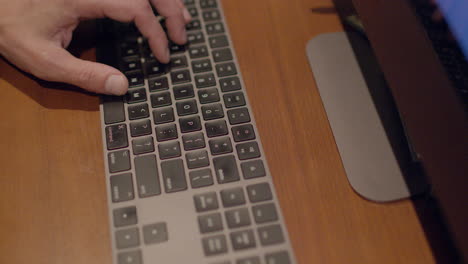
[0, 0, 191, 95]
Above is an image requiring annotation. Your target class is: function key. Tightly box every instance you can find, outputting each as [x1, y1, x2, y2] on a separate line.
[153, 107, 175, 124]
[187, 31, 205, 45]
[202, 235, 227, 256]
[265, 251, 291, 264]
[203, 10, 221, 21]
[113, 206, 138, 227]
[143, 222, 168, 245]
[186, 19, 201, 31]
[198, 88, 220, 104]
[132, 136, 155, 155]
[209, 35, 229, 49]
[190, 168, 214, 188]
[161, 159, 187, 193]
[223, 92, 246, 108]
[194, 192, 219, 212]
[230, 229, 256, 251]
[173, 84, 195, 100]
[225, 208, 251, 228]
[158, 141, 182, 160]
[198, 213, 223, 234]
[213, 48, 233, 63]
[110, 173, 134, 203]
[241, 160, 266, 179]
[155, 123, 178, 142]
[149, 76, 169, 92]
[252, 203, 278, 224]
[186, 150, 210, 169]
[171, 69, 191, 84]
[205, 120, 228, 137]
[192, 59, 212, 73]
[130, 119, 152, 137]
[179, 115, 202, 133]
[115, 227, 140, 249]
[189, 45, 209, 58]
[150, 91, 172, 108]
[128, 103, 150, 120]
[182, 132, 206, 150]
[209, 137, 233, 155]
[176, 99, 198, 116]
[103, 96, 125, 125]
[126, 88, 147, 104]
[202, 103, 224, 120]
[195, 73, 216, 88]
[200, 0, 217, 9]
[220, 187, 246, 207]
[236, 141, 261, 160]
[126, 70, 145, 88]
[247, 183, 272, 203]
[216, 62, 237, 77]
[220, 76, 241, 92]
[105, 124, 128, 150]
[232, 124, 256, 142]
[108, 150, 131, 173]
[206, 22, 225, 34]
[170, 55, 188, 69]
[258, 225, 284, 246]
[213, 155, 240, 183]
[117, 250, 142, 264]
[227, 108, 250, 125]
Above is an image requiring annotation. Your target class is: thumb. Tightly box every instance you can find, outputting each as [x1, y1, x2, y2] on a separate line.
[32, 42, 128, 95]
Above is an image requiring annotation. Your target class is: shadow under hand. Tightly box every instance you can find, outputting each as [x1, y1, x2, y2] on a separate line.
[0, 20, 103, 112]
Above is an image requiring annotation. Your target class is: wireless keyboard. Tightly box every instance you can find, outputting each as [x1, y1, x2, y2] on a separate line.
[97, 1, 297, 263]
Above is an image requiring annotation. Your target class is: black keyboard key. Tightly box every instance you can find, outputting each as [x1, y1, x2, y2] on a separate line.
[216, 62, 237, 77]
[176, 100, 198, 116]
[195, 73, 216, 88]
[225, 208, 251, 228]
[120, 42, 139, 58]
[158, 141, 181, 159]
[192, 59, 212, 73]
[224, 92, 245, 108]
[135, 155, 161, 197]
[221, 187, 246, 207]
[179, 115, 202, 133]
[202, 235, 227, 256]
[153, 107, 175, 124]
[169, 43, 186, 54]
[203, 10, 221, 22]
[173, 84, 195, 100]
[213, 48, 233, 62]
[126, 70, 145, 87]
[132, 136, 155, 155]
[110, 173, 134, 203]
[238, 257, 261, 264]
[265, 251, 291, 264]
[161, 159, 187, 193]
[227, 108, 250, 125]
[113, 206, 137, 227]
[117, 251, 142, 264]
[205, 120, 228, 137]
[143, 222, 168, 245]
[241, 160, 266, 179]
[122, 59, 141, 72]
[258, 225, 284, 246]
[194, 192, 219, 212]
[155, 124, 178, 142]
[209, 35, 229, 49]
[186, 19, 201, 31]
[130, 119, 152, 137]
[105, 124, 128, 150]
[128, 103, 150, 120]
[209, 137, 233, 155]
[232, 124, 255, 142]
[108, 150, 131, 173]
[190, 169, 214, 188]
[247, 183, 272, 203]
[188, 31, 205, 45]
[230, 229, 256, 251]
[214, 155, 240, 183]
[220, 76, 241, 92]
[198, 213, 223, 234]
[252, 203, 278, 224]
[103, 96, 125, 124]
[200, 0, 217, 9]
[182, 132, 206, 150]
[202, 103, 224, 120]
[189, 45, 209, 59]
[188, 7, 198, 17]
[198, 88, 220, 104]
[206, 22, 225, 35]
[151, 92, 172, 108]
[146, 61, 166, 77]
[236, 141, 261, 160]
[149, 76, 169, 92]
[170, 55, 188, 69]
[186, 150, 210, 169]
[126, 88, 147, 104]
[171, 69, 191, 84]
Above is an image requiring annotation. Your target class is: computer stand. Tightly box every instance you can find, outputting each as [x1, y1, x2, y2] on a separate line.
[306, 32, 428, 202]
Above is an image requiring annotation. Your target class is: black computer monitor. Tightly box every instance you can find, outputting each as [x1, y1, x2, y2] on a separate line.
[332, 0, 467, 262]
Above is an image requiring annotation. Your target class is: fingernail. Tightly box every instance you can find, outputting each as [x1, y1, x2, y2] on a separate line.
[105, 75, 128, 95]
[183, 8, 192, 22]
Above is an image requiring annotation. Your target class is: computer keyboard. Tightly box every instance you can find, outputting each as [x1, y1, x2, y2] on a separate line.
[97, 1, 297, 264]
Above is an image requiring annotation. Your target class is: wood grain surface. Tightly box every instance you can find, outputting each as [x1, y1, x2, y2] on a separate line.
[0, 0, 437, 263]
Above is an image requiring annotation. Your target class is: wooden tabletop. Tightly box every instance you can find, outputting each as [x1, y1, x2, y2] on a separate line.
[0, 0, 440, 263]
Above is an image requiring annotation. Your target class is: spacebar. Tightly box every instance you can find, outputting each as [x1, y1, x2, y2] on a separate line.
[161, 159, 187, 193]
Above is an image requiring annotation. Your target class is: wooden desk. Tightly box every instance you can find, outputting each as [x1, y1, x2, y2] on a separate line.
[0, 0, 439, 263]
